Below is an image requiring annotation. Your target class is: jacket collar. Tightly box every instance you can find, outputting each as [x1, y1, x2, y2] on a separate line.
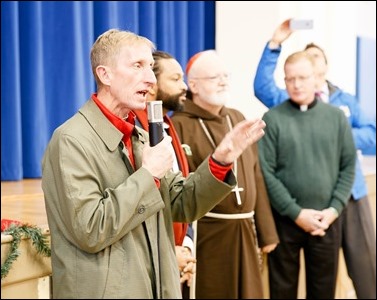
[79, 98, 147, 152]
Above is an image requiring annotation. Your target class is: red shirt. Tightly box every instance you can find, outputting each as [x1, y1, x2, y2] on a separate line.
[92, 94, 136, 168]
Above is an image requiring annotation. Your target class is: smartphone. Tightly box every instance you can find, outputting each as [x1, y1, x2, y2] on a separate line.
[289, 19, 313, 30]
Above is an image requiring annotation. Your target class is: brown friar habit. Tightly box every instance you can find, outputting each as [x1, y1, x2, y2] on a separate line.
[171, 100, 279, 299]
[133, 108, 189, 245]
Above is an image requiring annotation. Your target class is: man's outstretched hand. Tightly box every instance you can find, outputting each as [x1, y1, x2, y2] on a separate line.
[212, 118, 266, 165]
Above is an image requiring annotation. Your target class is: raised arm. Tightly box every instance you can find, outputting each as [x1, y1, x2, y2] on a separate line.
[253, 19, 293, 108]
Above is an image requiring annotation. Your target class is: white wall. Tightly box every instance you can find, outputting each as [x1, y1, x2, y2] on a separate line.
[216, 1, 376, 119]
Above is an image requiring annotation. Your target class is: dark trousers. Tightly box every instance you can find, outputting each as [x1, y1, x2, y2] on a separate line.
[341, 196, 376, 299]
[268, 209, 341, 299]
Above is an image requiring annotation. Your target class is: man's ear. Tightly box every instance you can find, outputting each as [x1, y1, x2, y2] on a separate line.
[96, 65, 112, 86]
[188, 79, 198, 94]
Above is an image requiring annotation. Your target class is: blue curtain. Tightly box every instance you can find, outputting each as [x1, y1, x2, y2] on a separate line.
[1, 1, 215, 181]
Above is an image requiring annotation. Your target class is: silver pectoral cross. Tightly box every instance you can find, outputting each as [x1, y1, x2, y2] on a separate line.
[232, 185, 244, 205]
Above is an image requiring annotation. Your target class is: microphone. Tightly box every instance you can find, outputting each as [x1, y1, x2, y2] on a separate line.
[147, 100, 164, 146]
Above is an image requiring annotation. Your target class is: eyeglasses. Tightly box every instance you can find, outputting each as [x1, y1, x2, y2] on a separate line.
[284, 74, 313, 85]
[192, 73, 231, 83]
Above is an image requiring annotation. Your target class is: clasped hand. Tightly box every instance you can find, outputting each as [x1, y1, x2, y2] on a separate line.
[295, 208, 338, 236]
[175, 246, 197, 286]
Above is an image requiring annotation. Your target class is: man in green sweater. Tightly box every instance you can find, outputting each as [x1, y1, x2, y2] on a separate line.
[258, 51, 356, 299]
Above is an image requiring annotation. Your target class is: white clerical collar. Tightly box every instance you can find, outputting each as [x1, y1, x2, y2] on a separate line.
[289, 99, 318, 112]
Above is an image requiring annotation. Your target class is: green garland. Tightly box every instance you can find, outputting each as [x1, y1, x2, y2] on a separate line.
[1, 224, 51, 279]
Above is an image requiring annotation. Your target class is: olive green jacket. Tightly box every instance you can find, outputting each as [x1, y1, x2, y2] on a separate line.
[42, 98, 235, 299]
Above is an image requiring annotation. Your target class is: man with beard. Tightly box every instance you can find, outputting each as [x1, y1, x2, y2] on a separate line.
[133, 50, 196, 297]
[171, 50, 279, 299]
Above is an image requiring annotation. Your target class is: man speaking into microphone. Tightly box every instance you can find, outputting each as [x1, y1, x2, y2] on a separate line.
[41, 30, 266, 299]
